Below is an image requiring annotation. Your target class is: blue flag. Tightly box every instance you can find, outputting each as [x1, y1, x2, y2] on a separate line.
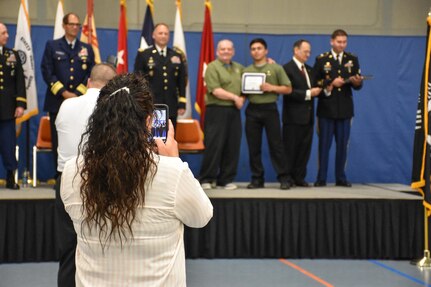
[139, 0, 154, 50]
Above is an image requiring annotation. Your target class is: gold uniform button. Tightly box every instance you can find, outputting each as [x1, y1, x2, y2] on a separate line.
[70, 76, 74, 80]
[164, 86, 168, 90]
[0, 79, 3, 82]
[58, 57, 61, 60]
[163, 66, 167, 70]
[338, 88, 341, 91]
[70, 59, 74, 63]
[338, 70, 341, 74]
[69, 85, 73, 89]
[0, 86, 3, 90]
[0, 72, 3, 75]
[163, 72, 167, 76]
[70, 68, 74, 72]
[164, 79, 168, 83]
[0, 65, 2, 68]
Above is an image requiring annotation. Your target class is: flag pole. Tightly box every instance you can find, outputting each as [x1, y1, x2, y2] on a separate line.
[415, 7, 431, 269]
[416, 208, 431, 268]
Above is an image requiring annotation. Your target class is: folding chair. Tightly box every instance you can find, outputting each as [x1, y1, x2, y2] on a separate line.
[32, 116, 52, 187]
[175, 119, 205, 154]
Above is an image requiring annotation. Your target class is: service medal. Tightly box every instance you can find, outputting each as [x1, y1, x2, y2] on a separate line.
[324, 62, 331, 73]
[82, 64, 87, 70]
[148, 57, 155, 68]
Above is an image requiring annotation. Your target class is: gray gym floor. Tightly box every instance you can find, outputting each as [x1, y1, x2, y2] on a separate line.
[1, 259, 431, 287]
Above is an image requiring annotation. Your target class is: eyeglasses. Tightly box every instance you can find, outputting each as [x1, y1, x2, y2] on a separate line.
[66, 23, 81, 27]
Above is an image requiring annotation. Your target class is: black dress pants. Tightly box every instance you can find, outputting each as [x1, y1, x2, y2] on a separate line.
[55, 174, 76, 287]
[245, 103, 288, 183]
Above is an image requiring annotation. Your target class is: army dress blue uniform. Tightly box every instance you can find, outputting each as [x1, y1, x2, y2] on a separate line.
[41, 36, 95, 171]
[0, 47, 26, 186]
[134, 46, 186, 127]
[312, 51, 362, 184]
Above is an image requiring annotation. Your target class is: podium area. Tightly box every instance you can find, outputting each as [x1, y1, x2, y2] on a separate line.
[0, 183, 423, 262]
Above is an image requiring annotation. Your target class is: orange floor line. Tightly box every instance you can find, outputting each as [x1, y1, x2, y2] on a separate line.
[279, 258, 334, 287]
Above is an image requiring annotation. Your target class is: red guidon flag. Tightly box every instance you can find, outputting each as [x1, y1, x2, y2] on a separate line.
[195, 0, 214, 128]
[81, 0, 101, 63]
[117, 0, 128, 73]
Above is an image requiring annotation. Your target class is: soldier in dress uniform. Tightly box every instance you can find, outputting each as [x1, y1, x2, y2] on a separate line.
[134, 23, 186, 128]
[41, 13, 95, 173]
[0, 22, 26, 190]
[312, 29, 363, 187]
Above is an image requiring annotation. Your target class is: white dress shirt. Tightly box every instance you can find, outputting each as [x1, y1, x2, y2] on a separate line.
[55, 88, 100, 172]
[292, 57, 312, 100]
[61, 155, 213, 287]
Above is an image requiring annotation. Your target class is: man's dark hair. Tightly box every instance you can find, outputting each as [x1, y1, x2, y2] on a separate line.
[331, 29, 348, 39]
[249, 38, 267, 49]
[293, 39, 310, 51]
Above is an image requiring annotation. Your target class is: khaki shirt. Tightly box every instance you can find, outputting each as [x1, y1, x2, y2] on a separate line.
[205, 59, 244, 106]
[243, 63, 291, 104]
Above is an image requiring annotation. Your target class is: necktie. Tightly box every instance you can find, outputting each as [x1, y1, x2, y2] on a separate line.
[300, 65, 306, 77]
[336, 54, 341, 64]
[69, 43, 73, 50]
[160, 50, 164, 57]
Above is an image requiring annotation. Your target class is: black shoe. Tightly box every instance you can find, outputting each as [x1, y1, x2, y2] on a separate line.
[6, 181, 20, 190]
[295, 180, 309, 187]
[247, 182, 264, 189]
[6, 172, 20, 190]
[336, 180, 352, 187]
[314, 180, 326, 187]
[280, 181, 291, 190]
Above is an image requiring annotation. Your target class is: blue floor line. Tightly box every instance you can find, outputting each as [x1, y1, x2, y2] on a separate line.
[369, 260, 430, 286]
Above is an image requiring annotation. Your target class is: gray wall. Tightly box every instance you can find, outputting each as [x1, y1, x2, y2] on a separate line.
[0, 0, 429, 35]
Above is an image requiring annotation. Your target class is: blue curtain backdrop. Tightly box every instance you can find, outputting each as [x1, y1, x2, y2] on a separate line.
[1, 24, 425, 184]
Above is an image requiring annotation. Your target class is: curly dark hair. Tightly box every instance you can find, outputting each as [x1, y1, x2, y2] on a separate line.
[77, 73, 156, 246]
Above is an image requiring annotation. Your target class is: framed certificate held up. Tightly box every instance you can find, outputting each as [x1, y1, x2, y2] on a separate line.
[242, 72, 266, 94]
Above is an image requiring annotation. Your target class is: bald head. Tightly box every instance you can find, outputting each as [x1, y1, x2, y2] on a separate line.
[88, 63, 117, 89]
[216, 39, 235, 64]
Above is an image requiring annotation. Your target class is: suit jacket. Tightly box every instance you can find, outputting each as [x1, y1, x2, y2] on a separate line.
[282, 60, 314, 125]
[134, 46, 186, 117]
[41, 37, 95, 113]
[0, 47, 26, 120]
[313, 51, 362, 119]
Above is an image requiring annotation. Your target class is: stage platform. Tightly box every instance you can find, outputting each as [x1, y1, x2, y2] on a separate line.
[0, 183, 425, 262]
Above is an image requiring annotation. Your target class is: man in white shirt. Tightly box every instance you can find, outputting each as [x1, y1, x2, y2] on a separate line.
[54, 63, 117, 287]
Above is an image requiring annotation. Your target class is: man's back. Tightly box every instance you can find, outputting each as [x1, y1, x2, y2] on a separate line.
[55, 88, 100, 172]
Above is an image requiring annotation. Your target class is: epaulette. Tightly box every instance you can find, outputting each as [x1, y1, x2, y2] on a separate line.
[139, 45, 154, 52]
[317, 52, 330, 59]
[344, 51, 357, 58]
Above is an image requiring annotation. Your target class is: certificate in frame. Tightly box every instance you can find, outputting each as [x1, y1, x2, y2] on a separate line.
[241, 72, 266, 94]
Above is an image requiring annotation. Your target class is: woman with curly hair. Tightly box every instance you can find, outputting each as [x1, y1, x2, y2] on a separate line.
[60, 73, 213, 286]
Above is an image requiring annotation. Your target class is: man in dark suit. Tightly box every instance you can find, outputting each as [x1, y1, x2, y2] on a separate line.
[282, 40, 321, 187]
[41, 12, 95, 173]
[312, 29, 363, 187]
[134, 23, 186, 128]
[0, 23, 26, 190]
